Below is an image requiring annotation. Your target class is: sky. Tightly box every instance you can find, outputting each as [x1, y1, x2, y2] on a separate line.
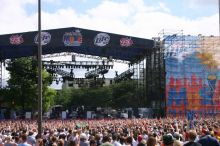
[0, 0, 219, 37]
[0, 0, 219, 88]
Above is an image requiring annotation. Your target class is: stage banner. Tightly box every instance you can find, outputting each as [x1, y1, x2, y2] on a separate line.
[0, 27, 154, 62]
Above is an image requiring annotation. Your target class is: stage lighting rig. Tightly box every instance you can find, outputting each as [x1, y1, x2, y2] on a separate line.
[46, 68, 75, 84]
[114, 69, 134, 83]
[85, 68, 109, 79]
[42, 60, 113, 69]
[43, 59, 113, 85]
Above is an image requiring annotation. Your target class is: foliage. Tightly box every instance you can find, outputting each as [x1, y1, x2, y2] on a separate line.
[43, 87, 56, 112]
[0, 88, 10, 107]
[54, 86, 112, 108]
[54, 88, 73, 108]
[5, 57, 56, 112]
[110, 80, 139, 107]
[54, 80, 143, 109]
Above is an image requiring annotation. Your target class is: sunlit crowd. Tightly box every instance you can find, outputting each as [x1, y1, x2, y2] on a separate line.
[0, 118, 219, 146]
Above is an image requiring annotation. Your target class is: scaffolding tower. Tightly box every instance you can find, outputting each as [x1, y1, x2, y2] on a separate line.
[138, 60, 145, 103]
[131, 60, 146, 106]
[144, 37, 165, 117]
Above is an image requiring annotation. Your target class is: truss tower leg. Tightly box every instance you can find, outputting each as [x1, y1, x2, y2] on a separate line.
[0, 62, 2, 88]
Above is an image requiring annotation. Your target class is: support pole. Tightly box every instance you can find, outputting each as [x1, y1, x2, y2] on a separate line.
[37, 0, 42, 138]
[219, 0, 220, 36]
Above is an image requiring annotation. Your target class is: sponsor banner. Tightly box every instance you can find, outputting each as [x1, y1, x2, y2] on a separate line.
[10, 35, 24, 45]
[63, 30, 82, 46]
[94, 33, 110, 47]
[120, 37, 133, 47]
[34, 32, 51, 45]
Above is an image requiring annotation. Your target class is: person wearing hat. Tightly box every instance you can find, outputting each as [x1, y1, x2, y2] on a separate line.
[163, 134, 175, 146]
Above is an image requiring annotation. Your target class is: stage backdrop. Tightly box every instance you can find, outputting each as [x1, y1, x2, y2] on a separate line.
[164, 35, 220, 117]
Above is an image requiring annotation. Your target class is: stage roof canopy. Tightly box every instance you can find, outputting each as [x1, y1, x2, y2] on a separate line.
[0, 27, 154, 62]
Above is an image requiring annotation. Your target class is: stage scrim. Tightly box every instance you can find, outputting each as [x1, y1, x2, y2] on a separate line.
[164, 35, 220, 117]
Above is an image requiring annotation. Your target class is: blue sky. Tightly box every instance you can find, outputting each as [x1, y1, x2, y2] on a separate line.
[0, 0, 219, 37]
[24, 0, 218, 19]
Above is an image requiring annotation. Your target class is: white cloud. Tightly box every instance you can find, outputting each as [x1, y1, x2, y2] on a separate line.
[79, 0, 88, 3]
[183, 0, 218, 10]
[0, 0, 37, 34]
[0, 0, 218, 37]
[42, 0, 61, 4]
[41, 1, 218, 38]
[158, 2, 170, 13]
[184, 0, 218, 6]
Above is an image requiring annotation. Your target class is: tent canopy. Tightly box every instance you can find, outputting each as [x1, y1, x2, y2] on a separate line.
[0, 27, 154, 62]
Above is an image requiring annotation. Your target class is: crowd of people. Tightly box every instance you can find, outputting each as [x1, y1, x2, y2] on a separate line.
[0, 118, 219, 146]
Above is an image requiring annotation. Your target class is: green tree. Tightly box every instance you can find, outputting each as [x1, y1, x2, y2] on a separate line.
[54, 80, 144, 109]
[54, 88, 72, 107]
[110, 80, 140, 107]
[6, 57, 56, 112]
[54, 85, 112, 109]
[0, 88, 11, 107]
[80, 86, 112, 107]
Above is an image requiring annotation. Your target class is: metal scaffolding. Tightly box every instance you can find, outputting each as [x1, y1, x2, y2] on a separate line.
[144, 37, 165, 117]
[130, 60, 146, 106]
[138, 60, 145, 104]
